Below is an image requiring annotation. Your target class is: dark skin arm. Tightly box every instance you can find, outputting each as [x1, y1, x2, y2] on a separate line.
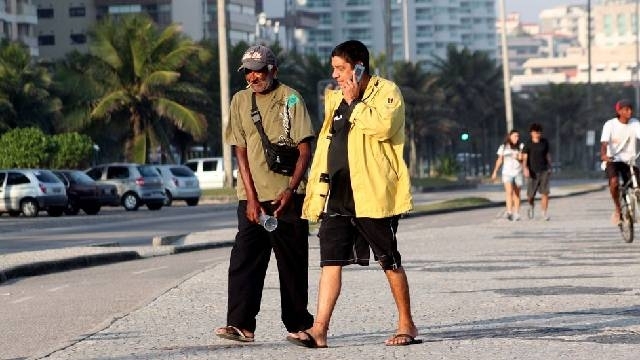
[235, 140, 312, 223]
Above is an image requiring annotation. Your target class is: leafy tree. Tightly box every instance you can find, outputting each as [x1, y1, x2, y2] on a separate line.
[50, 132, 94, 169]
[431, 45, 503, 174]
[86, 14, 211, 163]
[0, 127, 54, 168]
[0, 41, 61, 134]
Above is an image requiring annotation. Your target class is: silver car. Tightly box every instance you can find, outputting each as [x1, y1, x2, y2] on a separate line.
[86, 163, 165, 211]
[0, 169, 67, 217]
[154, 165, 201, 206]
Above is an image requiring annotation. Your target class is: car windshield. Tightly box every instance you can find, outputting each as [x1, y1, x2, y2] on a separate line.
[35, 170, 61, 183]
[169, 166, 194, 177]
[69, 171, 96, 185]
[138, 166, 160, 177]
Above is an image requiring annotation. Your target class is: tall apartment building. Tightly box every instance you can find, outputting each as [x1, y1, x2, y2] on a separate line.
[0, 0, 38, 56]
[539, 5, 588, 48]
[290, 0, 496, 64]
[592, 0, 638, 48]
[33, 0, 257, 60]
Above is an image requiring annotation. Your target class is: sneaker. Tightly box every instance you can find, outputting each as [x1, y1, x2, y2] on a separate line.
[527, 206, 534, 219]
[542, 211, 550, 221]
[513, 213, 521, 221]
[506, 212, 513, 221]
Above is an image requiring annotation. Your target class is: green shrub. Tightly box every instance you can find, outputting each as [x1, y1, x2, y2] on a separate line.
[50, 132, 94, 169]
[435, 154, 460, 176]
[0, 127, 53, 168]
[0, 127, 94, 169]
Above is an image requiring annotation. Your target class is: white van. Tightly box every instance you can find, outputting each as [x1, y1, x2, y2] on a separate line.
[184, 157, 236, 190]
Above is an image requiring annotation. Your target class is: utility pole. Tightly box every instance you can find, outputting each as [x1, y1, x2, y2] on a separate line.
[401, 0, 410, 62]
[587, 0, 592, 113]
[217, 0, 233, 187]
[633, 0, 640, 111]
[383, 0, 393, 77]
[498, 0, 513, 132]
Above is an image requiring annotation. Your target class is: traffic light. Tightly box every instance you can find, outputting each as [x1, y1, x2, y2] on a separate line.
[460, 132, 470, 141]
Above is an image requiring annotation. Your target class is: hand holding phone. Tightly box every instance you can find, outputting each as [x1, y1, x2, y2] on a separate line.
[354, 63, 365, 83]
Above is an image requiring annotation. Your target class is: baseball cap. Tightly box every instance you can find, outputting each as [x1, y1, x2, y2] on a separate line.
[238, 45, 277, 72]
[615, 99, 633, 112]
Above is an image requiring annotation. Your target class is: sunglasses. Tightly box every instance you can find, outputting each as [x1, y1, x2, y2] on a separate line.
[244, 66, 269, 75]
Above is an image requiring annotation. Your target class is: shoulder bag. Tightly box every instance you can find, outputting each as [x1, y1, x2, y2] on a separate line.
[251, 92, 299, 176]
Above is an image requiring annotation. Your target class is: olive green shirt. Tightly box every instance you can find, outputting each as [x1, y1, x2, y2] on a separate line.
[224, 83, 315, 201]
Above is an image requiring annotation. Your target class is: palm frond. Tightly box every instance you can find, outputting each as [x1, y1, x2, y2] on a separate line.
[153, 98, 206, 140]
[90, 90, 131, 119]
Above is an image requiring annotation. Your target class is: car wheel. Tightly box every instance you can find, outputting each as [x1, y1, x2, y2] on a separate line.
[21, 199, 39, 217]
[164, 190, 173, 206]
[122, 193, 140, 211]
[186, 198, 199, 206]
[147, 203, 163, 211]
[47, 207, 65, 217]
[64, 200, 80, 215]
[83, 205, 101, 215]
[8, 211, 20, 217]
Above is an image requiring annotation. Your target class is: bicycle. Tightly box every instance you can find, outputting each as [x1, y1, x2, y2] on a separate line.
[616, 152, 640, 243]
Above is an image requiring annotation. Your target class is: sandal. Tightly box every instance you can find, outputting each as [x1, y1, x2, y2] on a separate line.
[215, 325, 254, 343]
[385, 333, 423, 346]
[286, 331, 327, 348]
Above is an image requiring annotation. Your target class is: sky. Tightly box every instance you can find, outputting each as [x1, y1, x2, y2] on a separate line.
[506, 0, 585, 22]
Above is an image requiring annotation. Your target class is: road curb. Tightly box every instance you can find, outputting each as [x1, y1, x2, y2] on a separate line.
[0, 251, 140, 283]
[0, 184, 606, 284]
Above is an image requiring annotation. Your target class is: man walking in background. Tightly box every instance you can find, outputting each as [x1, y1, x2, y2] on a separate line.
[523, 123, 552, 221]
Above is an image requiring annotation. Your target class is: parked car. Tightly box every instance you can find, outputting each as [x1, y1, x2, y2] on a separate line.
[52, 170, 119, 215]
[154, 165, 201, 206]
[85, 163, 165, 211]
[0, 169, 67, 217]
[184, 157, 237, 190]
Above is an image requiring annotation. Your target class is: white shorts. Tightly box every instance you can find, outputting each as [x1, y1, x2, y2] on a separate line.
[502, 173, 523, 187]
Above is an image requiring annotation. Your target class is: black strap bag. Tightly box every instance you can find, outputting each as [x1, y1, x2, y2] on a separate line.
[251, 92, 299, 176]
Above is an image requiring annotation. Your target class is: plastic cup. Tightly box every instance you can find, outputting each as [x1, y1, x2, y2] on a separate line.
[259, 214, 278, 232]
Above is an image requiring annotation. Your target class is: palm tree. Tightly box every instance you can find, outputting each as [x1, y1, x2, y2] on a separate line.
[87, 14, 211, 163]
[0, 40, 61, 134]
[431, 45, 503, 174]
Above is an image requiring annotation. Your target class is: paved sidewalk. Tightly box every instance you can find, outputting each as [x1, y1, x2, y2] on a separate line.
[33, 186, 640, 359]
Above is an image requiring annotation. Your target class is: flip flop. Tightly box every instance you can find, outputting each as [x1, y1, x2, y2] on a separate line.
[286, 331, 327, 348]
[215, 325, 255, 343]
[385, 333, 423, 346]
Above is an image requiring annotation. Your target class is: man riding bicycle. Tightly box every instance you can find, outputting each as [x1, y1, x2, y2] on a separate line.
[600, 99, 640, 224]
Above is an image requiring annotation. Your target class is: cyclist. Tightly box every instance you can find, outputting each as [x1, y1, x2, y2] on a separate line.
[600, 99, 640, 224]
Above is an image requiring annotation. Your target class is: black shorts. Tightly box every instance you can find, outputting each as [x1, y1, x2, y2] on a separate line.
[527, 170, 550, 198]
[605, 161, 640, 185]
[317, 215, 402, 270]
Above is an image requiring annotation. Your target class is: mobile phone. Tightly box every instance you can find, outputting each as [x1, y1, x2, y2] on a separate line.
[354, 63, 365, 83]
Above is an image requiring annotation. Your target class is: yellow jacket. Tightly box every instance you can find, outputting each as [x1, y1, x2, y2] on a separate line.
[302, 76, 413, 222]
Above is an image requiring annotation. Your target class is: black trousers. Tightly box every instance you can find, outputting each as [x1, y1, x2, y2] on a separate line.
[226, 195, 314, 333]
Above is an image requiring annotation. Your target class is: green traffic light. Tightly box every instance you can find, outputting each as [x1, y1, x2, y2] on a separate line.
[461, 133, 469, 141]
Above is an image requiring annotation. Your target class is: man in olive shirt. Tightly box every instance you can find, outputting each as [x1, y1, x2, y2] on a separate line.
[215, 45, 315, 343]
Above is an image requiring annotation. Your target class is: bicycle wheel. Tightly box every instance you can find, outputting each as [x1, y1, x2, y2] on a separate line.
[620, 191, 634, 243]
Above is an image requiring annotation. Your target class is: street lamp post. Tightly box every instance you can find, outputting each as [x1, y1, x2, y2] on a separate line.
[635, 0, 640, 110]
[498, 0, 514, 132]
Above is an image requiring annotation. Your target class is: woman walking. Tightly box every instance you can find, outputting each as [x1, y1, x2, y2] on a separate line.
[491, 129, 524, 221]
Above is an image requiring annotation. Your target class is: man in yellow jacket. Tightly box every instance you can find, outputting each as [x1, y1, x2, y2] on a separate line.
[288, 40, 419, 348]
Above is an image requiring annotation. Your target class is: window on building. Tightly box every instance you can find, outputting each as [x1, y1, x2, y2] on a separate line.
[38, 35, 55, 46]
[69, 6, 86, 17]
[604, 14, 613, 37]
[617, 13, 627, 36]
[70, 33, 86, 44]
[37, 8, 54, 18]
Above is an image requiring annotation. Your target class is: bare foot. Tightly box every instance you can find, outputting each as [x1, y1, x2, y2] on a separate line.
[612, 210, 622, 225]
[385, 327, 419, 346]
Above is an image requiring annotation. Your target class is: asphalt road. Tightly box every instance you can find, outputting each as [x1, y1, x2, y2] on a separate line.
[0, 247, 231, 360]
[0, 203, 236, 254]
